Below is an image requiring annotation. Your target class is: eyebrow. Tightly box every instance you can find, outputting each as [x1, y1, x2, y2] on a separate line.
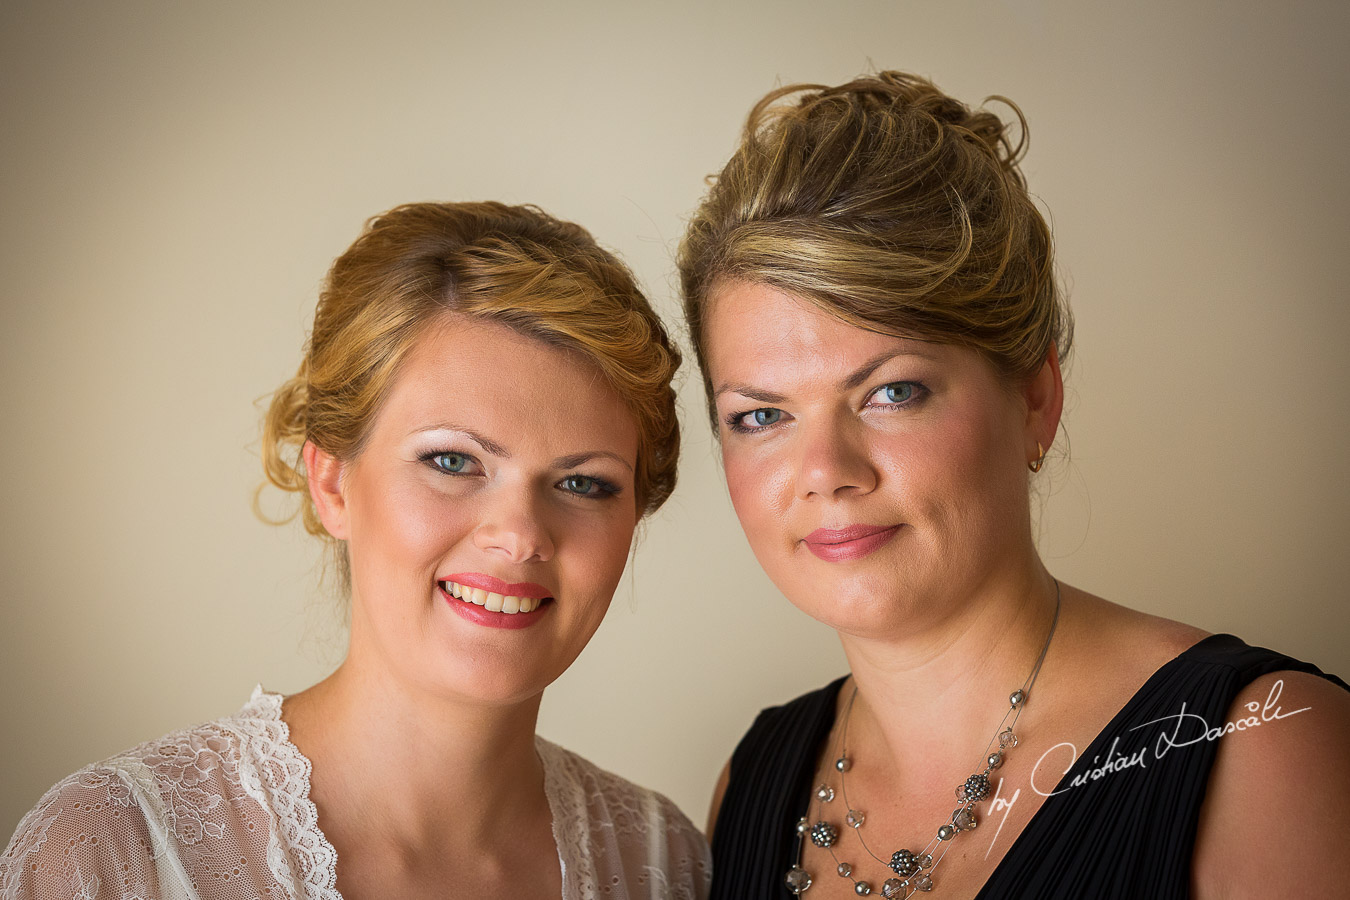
[840, 348, 928, 390]
[554, 451, 634, 473]
[712, 385, 788, 404]
[414, 425, 633, 472]
[414, 424, 509, 457]
[713, 347, 940, 402]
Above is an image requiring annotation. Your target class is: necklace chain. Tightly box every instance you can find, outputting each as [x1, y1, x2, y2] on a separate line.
[784, 580, 1061, 898]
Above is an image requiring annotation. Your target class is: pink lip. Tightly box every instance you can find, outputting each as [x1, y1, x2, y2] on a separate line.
[802, 524, 901, 562]
[445, 572, 552, 600]
[440, 584, 553, 630]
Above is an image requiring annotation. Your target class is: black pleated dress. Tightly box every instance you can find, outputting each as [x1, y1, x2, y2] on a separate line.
[709, 634, 1347, 899]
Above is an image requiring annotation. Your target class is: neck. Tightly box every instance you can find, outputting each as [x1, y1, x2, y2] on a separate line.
[838, 561, 1060, 770]
[284, 645, 548, 851]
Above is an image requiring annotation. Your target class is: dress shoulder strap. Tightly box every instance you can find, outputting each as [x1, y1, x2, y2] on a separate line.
[1175, 633, 1349, 690]
[977, 633, 1346, 898]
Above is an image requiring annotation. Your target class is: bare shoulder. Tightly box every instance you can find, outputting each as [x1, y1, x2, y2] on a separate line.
[1068, 587, 1208, 644]
[1192, 670, 1350, 897]
[1056, 586, 1210, 685]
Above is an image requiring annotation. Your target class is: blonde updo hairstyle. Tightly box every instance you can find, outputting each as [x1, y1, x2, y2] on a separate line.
[678, 71, 1072, 427]
[261, 201, 681, 553]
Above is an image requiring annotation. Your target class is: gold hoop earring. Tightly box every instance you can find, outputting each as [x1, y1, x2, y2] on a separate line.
[1029, 441, 1046, 473]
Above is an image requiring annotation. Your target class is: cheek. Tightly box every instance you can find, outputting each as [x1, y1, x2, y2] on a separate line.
[892, 401, 1024, 524]
[554, 514, 634, 643]
[563, 509, 638, 594]
[595, 517, 638, 576]
[722, 444, 790, 544]
[956, 400, 1027, 491]
[348, 479, 470, 574]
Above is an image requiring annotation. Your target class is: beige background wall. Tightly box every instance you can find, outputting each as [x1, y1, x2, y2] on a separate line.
[3, 0, 1347, 836]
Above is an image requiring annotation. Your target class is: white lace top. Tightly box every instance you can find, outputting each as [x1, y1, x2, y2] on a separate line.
[1, 687, 711, 900]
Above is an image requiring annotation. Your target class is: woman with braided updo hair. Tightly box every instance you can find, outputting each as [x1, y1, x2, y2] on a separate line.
[2, 201, 710, 899]
[679, 72, 1350, 898]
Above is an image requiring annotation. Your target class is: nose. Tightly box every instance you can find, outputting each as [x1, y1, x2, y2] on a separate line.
[794, 417, 878, 501]
[472, 487, 556, 563]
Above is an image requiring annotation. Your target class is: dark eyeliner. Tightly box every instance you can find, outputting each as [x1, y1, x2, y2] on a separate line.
[725, 412, 757, 435]
[725, 407, 783, 434]
[871, 380, 929, 407]
[417, 449, 475, 474]
[559, 474, 622, 499]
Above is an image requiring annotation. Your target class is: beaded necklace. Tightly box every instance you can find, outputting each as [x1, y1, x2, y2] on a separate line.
[785, 581, 1061, 897]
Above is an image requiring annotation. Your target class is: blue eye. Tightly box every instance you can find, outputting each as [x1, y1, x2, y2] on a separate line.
[431, 452, 469, 473]
[731, 408, 783, 430]
[562, 475, 596, 495]
[752, 409, 782, 426]
[883, 383, 915, 403]
[726, 405, 794, 433]
[558, 475, 619, 499]
[868, 381, 925, 407]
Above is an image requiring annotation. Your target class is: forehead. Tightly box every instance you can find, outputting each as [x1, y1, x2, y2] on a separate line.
[371, 313, 639, 457]
[703, 280, 1024, 410]
[705, 281, 940, 377]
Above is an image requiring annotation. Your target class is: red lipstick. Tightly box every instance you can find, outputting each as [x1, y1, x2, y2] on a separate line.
[802, 524, 900, 562]
[439, 583, 552, 630]
[445, 572, 552, 600]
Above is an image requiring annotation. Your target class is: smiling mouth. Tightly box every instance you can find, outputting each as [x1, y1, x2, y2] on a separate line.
[440, 580, 551, 615]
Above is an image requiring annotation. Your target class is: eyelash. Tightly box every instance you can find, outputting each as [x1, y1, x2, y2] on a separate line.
[724, 408, 786, 435]
[417, 451, 622, 501]
[867, 380, 928, 409]
[556, 474, 622, 500]
[724, 381, 929, 434]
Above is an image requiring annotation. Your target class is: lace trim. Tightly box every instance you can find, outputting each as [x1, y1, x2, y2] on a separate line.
[3, 691, 705, 900]
[538, 737, 711, 900]
[539, 736, 591, 897]
[230, 686, 341, 900]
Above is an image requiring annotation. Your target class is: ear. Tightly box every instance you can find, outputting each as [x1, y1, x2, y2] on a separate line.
[303, 440, 351, 540]
[1023, 343, 1065, 462]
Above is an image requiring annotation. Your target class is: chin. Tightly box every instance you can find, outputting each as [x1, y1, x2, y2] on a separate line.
[797, 596, 909, 637]
[398, 632, 565, 708]
[775, 566, 924, 634]
[428, 660, 556, 708]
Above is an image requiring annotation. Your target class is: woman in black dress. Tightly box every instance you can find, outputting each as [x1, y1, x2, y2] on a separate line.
[677, 71, 1350, 898]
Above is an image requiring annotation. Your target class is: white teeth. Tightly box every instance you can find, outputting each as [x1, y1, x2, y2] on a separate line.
[443, 581, 544, 615]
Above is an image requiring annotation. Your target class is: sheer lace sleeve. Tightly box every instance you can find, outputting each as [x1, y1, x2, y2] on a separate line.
[2, 689, 334, 900]
[0, 726, 288, 900]
[1, 764, 164, 900]
[1, 768, 151, 900]
[539, 738, 711, 900]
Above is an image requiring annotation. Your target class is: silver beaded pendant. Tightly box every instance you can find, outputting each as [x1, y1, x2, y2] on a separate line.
[888, 849, 917, 876]
[811, 821, 839, 848]
[782, 583, 1060, 900]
